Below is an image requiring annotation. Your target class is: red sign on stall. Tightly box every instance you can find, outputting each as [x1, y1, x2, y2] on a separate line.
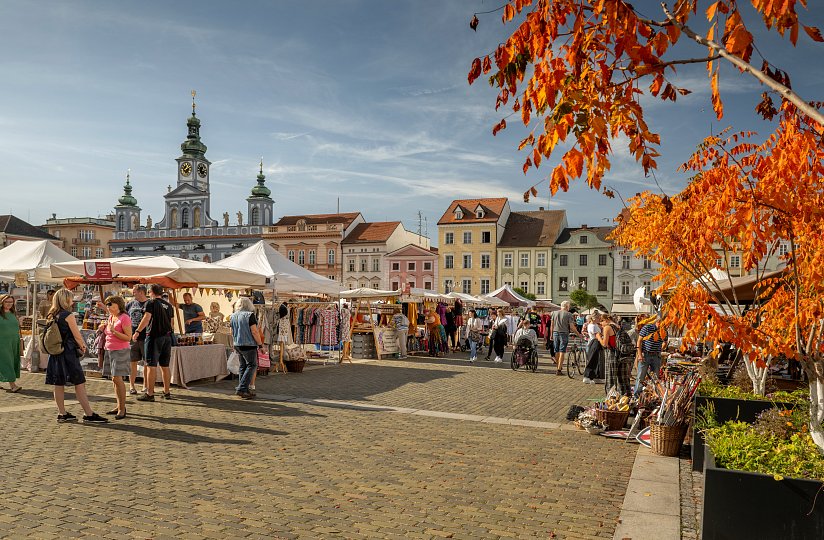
[83, 261, 112, 280]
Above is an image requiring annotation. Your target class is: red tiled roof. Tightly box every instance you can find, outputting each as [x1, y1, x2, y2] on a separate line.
[437, 198, 508, 225]
[275, 212, 362, 227]
[498, 210, 567, 247]
[342, 221, 402, 244]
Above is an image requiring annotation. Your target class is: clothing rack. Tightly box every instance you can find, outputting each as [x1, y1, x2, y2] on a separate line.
[284, 301, 342, 365]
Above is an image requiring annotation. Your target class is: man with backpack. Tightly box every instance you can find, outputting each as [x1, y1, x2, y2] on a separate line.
[634, 316, 667, 397]
[132, 284, 175, 401]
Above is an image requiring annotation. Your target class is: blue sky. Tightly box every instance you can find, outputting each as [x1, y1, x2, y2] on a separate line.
[1, 1, 821, 242]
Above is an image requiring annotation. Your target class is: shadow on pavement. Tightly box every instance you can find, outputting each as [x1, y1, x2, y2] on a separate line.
[100, 421, 263, 445]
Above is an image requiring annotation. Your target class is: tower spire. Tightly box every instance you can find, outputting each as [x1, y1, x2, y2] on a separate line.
[191, 89, 196, 115]
[180, 91, 207, 158]
[118, 169, 137, 207]
[250, 158, 272, 199]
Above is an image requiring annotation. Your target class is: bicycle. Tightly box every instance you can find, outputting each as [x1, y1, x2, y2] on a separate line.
[566, 337, 586, 378]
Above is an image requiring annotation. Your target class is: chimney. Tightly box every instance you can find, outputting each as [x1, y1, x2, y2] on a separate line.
[581, 224, 588, 229]
[539, 206, 544, 211]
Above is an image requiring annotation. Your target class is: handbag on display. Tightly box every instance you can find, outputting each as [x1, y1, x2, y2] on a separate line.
[257, 348, 271, 368]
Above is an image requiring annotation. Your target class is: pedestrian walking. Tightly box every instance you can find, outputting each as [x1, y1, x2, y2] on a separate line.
[133, 284, 175, 401]
[125, 284, 148, 395]
[582, 314, 603, 384]
[444, 306, 458, 352]
[0, 294, 22, 393]
[491, 308, 508, 363]
[549, 301, 583, 375]
[230, 296, 264, 399]
[596, 314, 631, 395]
[464, 309, 484, 363]
[101, 295, 132, 419]
[45, 288, 108, 423]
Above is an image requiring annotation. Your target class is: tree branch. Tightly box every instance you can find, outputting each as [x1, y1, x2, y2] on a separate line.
[660, 3, 824, 127]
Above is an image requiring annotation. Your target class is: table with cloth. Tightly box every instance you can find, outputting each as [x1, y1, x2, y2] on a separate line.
[169, 344, 229, 389]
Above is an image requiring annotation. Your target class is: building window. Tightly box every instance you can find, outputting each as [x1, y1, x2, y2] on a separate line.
[372, 258, 380, 272]
[537, 253, 546, 267]
[309, 250, 316, 265]
[82, 247, 91, 258]
[622, 254, 631, 269]
[559, 277, 568, 292]
[328, 249, 336, 265]
[329, 276, 336, 280]
[559, 254, 568, 266]
[621, 281, 630, 295]
[520, 253, 529, 267]
[288, 250, 295, 262]
[348, 259, 355, 272]
[455, 208, 463, 219]
[579, 254, 588, 266]
[181, 208, 189, 228]
[716, 257, 724, 268]
[480, 279, 490, 295]
[730, 255, 740, 268]
[537, 281, 545, 295]
[79, 229, 95, 241]
[643, 256, 652, 269]
[643, 280, 651, 296]
[481, 254, 490, 269]
[580, 235, 588, 244]
[392, 281, 399, 290]
[579, 277, 588, 290]
[95, 248, 103, 258]
[520, 281, 528, 293]
[598, 276, 608, 292]
[779, 243, 789, 256]
[250, 207, 259, 226]
[392, 262, 400, 271]
[118, 215, 125, 231]
[599, 254, 607, 266]
[444, 232, 454, 245]
[481, 231, 491, 244]
[423, 261, 432, 271]
[298, 250, 305, 265]
[463, 254, 472, 269]
[445, 255, 454, 269]
[71, 247, 78, 257]
[408, 262, 416, 271]
[463, 231, 472, 244]
[504, 281, 512, 287]
[444, 279, 453, 293]
[424, 280, 432, 290]
[407, 281, 415, 289]
[504, 253, 513, 267]
[360, 258, 367, 272]
[462, 279, 472, 294]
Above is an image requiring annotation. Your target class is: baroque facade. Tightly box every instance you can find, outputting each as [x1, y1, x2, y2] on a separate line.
[110, 99, 274, 262]
[342, 222, 430, 290]
[43, 215, 115, 260]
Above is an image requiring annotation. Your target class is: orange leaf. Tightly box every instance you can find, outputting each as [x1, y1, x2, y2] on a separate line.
[564, 148, 584, 178]
[530, 186, 538, 197]
[804, 25, 824, 42]
[503, 3, 515, 23]
[710, 69, 723, 119]
[468, 58, 482, 85]
[492, 119, 507, 136]
[533, 148, 542, 168]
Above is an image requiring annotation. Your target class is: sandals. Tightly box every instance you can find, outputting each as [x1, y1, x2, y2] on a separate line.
[6, 386, 21, 393]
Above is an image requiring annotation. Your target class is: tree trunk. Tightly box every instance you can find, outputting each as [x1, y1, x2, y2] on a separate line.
[742, 353, 768, 396]
[805, 357, 824, 454]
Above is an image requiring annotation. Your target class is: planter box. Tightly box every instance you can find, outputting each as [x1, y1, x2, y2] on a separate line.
[691, 395, 794, 472]
[702, 446, 824, 539]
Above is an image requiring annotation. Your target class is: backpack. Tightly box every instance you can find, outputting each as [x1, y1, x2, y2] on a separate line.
[38, 315, 65, 355]
[616, 326, 635, 357]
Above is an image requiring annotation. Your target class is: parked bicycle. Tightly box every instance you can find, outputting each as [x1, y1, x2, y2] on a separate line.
[566, 336, 586, 378]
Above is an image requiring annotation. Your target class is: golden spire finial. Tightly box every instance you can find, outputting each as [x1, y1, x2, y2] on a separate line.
[191, 90, 197, 114]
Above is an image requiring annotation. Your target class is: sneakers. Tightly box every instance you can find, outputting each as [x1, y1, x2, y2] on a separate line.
[162, 392, 171, 400]
[582, 377, 595, 384]
[469, 357, 476, 363]
[494, 357, 502, 363]
[57, 412, 77, 423]
[137, 393, 155, 402]
[82, 413, 108, 423]
[237, 392, 254, 400]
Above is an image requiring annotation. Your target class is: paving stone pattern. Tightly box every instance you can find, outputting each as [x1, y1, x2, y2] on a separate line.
[679, 449, 702, 540]
[0, 351, 636, 539]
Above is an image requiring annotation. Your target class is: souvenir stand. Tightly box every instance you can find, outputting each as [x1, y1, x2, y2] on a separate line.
[50, 255, 266, 388]
[0, 240, 79, 372]
[216, 241, 343, 371]
[339, 288, 402, 360]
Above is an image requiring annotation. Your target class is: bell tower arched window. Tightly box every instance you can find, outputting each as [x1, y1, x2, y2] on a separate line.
[251, 207, 260, 226]
[182, 208, 189, 228]
[170, 208, 178, 229]
[118, 214, 125, 231]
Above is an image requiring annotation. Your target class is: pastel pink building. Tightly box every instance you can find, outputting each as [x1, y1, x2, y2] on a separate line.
[386, 244, 438, 292]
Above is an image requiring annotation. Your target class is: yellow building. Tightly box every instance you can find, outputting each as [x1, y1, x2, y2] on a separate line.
[43, 215, 115, 259]
[437, 198, 510, 295]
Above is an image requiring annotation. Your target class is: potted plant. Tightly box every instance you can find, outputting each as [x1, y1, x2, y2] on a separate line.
[701, 407, 824, 539]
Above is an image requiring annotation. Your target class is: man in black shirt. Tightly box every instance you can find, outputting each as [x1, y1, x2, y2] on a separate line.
[133, 284, 175, 400]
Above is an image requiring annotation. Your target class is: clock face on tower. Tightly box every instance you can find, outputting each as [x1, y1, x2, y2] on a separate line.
[180, 162, 192, 177]
[197, 163, 208, 178]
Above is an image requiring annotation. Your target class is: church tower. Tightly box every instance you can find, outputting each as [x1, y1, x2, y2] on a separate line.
[114, 170, 141, 233]
[156, 91, 218, 230]
[246, 158, 274, 226]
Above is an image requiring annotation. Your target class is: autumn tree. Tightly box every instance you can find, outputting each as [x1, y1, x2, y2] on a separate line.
[468, 0, 823, 199]
[612, 106, 824, 450]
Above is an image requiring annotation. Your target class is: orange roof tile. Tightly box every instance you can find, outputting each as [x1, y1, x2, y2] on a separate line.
[342, 221, 402, 244]
[437, 198, 508, 225]
[275, 212, 362, 227]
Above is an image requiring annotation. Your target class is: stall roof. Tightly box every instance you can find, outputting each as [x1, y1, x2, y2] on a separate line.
[0, 239, 78, 283]
[486, 284, 535, 307]
[340, 287, 400, 299]
[50, 255, 267, 288]
[611, 302, 653, 315]
[215, 241, 341, 296]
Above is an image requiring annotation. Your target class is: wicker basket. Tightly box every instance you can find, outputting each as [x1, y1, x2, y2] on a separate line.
[649, 422, 688, 457]
[284, 359, 306, 373]
[595, 409, 630, 431]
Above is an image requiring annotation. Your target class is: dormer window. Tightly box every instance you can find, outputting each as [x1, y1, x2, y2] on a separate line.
[454, 207, 463, 220]
[474, 205, 485, 219]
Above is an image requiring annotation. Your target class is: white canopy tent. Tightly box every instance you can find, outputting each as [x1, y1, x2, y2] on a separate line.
[479, 294, 511, 307]
[485, 284, 535, 307]
[50, 255, 268, 288]
[0, 240, 78, 283]
[339, 287, 400, 299]
[215, 241, 341, 296]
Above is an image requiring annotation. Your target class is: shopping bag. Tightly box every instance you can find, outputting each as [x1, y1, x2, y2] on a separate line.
[227, 351, 240, 375]
[257, 349, 271, 368]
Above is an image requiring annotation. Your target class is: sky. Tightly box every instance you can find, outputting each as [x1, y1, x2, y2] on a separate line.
[0, 1, 821, 244]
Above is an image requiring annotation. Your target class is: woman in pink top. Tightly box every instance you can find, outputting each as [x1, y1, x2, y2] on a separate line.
[101, 295, 133, 419]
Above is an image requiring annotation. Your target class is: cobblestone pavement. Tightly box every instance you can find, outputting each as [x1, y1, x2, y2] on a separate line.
[679, 448, 702, 540]
[0, 349, 637, 539]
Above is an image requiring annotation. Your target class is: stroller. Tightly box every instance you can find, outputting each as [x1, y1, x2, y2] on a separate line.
[510, 336, 538, 372]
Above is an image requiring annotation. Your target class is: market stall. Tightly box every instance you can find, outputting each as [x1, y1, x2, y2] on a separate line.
[0, 240, 79, 371]
[340, 288, 402, 359]
[50, 255, 266, 386]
